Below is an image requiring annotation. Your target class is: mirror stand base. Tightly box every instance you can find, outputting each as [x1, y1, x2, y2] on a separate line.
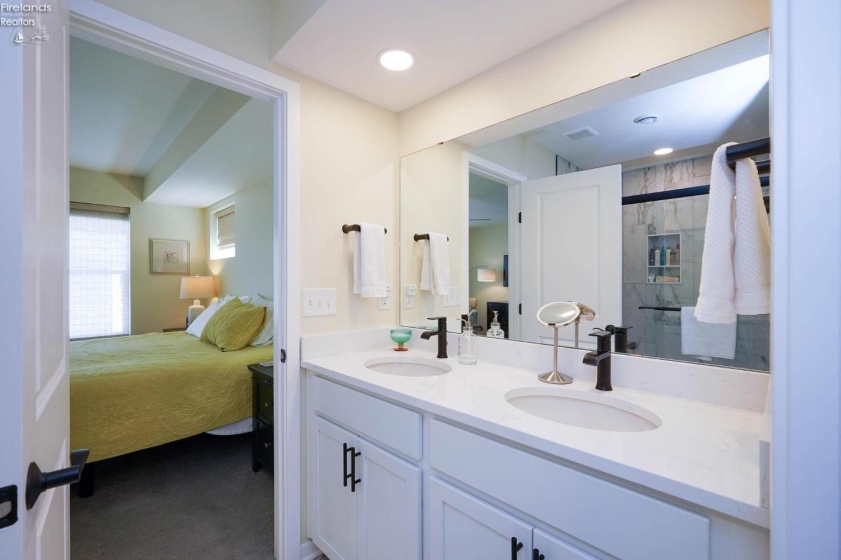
[538, 370, 573, 385]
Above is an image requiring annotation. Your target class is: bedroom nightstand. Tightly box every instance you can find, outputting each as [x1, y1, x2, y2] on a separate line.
[162, 327, 186, 332]
[248, 362, 273, 473]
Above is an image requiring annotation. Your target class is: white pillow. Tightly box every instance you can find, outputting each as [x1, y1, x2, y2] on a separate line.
[185, 295, 252, 337]
[249, 294, 274, 346]
[185, 299, 225, 337]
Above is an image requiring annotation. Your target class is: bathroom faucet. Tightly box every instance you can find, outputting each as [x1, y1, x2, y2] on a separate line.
[605, 325, 632, 353]
[583, 329, 613, 391]
[420, 316, 448, 359]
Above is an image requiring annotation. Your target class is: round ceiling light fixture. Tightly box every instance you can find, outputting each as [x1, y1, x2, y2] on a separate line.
[378, 49, 414, 71]
[653, 147, 674, 156]
[634, 115, 658, 125]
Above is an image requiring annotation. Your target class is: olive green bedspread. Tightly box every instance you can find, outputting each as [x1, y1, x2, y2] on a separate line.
[70, 332, 272, 462]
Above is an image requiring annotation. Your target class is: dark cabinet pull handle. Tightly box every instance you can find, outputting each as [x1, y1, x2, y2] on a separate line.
[511, 537, 524, 559]
[350, 448, 361, 492]
[26, 449, 89, 510]
[532, 549, 544, 560]
[343, 443, 350, 487]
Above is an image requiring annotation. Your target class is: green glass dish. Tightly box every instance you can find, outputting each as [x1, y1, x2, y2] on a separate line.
[390, 328, 412, 352]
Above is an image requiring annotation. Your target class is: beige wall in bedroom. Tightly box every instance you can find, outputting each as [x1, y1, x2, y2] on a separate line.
[206, 179, 274, 299]
[94, 0, 400, 338]
[69, 167, 207, 334]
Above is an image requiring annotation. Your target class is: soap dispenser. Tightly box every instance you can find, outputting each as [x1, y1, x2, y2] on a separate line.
[487, 310, 505, 339]
[459, 319, 478, 365]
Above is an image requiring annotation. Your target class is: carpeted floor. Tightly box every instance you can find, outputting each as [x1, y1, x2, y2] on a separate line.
[70, 433, 274, 560]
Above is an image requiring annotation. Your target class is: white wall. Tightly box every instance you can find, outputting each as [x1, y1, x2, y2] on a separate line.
[770, 0, 841, 556]
[206, 179, 274, 298]
[69, 167, 207, 334]
[398, 0, 769, 155]
[469, 136, 556, 180]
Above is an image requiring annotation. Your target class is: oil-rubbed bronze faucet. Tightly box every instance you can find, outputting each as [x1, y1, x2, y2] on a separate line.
[583, 329, 613, 391]
[420, 316, 448, 359]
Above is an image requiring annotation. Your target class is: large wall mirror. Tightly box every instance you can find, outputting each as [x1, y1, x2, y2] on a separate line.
[400, 30, 770, 372]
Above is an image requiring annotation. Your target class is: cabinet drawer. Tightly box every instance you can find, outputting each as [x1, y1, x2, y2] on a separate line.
[310, 376, 422, 461]
[429, 420, 710, 560]
[255, 420, 274, 467]
[256, 376, 273, 425]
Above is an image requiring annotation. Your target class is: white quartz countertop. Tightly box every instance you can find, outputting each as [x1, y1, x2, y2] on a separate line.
[303, 348, 769, 529]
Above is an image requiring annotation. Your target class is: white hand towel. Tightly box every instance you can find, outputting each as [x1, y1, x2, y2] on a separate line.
[352, 223, 387, 298]
[419, 233, 451, 295]
[681, 307, 737, 360]
[695, 143, 738, 324]
[734, 158, 771, 315]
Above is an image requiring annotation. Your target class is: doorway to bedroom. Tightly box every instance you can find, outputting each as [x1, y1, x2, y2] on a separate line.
[67, 36, 279, 560]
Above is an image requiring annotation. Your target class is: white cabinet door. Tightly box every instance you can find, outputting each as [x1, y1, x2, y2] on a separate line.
[520, 165, 622, 349]
[356, 438, 422, 560]
[310, 417, 358, 560]
[533, 528, 602, 560]
[428, 478, 532, 560]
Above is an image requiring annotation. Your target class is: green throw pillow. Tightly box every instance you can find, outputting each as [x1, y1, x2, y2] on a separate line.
[201, 298, 266, 352]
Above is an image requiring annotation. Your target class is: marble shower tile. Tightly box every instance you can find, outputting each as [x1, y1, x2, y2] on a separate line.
[622, 169, 644, 196]
[693, 156, 713, 178]
[657, 160, 693, 191]
[623, 224, 647, 284]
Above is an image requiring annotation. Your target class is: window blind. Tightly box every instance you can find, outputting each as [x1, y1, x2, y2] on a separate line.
[69, 204, 131, 339]
[216, 206, 236, 249]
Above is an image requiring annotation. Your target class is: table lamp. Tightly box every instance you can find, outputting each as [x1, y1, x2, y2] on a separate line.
[180, 276, 216, 326]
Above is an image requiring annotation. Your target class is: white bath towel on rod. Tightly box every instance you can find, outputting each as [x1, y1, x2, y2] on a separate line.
[734, 158, 771, 315]
[419, 233, 451, 295]
[352, 223, 387, 298]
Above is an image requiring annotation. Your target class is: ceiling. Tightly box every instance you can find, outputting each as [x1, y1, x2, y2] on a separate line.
[70, 37, 272, 208]
[520, 55, 769, 170]
[273, 0, 627, 112]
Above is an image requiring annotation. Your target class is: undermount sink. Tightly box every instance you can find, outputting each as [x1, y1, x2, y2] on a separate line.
[364, 356, 452, 377]
[505, 388, 661, 432]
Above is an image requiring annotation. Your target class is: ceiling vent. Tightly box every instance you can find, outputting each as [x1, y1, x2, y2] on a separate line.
[562, 126, 599, 142]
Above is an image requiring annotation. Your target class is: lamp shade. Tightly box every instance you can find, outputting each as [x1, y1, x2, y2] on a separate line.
[476, 267, 496, 282]
[180, 276, 216, 299]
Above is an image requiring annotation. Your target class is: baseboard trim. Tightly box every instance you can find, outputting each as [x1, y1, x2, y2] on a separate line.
[301, 540, 322, 560]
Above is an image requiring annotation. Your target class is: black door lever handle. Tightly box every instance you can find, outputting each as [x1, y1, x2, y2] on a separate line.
[26, 449, 89, 510]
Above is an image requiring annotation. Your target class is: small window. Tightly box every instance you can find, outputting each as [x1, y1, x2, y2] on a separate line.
[69, 202, 131, 339]
[211, 205, 235, 260]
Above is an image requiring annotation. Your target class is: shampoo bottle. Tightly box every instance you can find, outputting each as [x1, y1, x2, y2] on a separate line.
[459, 319, 478, 365]
[654, 248, 661, 266]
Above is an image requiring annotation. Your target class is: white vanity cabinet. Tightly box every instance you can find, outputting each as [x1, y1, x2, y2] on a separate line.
[308, 377, 422, 560]
[428, 478, 597, 560]
[305, 374, 769, 560]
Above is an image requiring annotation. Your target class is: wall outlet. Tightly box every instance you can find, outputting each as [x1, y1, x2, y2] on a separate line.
[303, 288, 336, 316]
[403, 284, 417, 308]
[443, 288, 459, 307]
[378, 284, 393, 310]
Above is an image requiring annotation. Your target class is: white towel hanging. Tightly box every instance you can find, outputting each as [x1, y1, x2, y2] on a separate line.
[734, 158, 771, 314]
[352, 223, 387, 298]
[419, 233, 451, 295]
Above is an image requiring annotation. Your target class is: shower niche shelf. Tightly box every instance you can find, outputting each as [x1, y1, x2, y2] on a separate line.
[647, 233, 682, 284]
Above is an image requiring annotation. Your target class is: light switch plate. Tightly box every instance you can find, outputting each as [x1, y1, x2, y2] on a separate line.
[303, 288, 336, 316]
[443, 288, 459, 307]
[378, 284, 393, 310]
[403, 295, 415, 308]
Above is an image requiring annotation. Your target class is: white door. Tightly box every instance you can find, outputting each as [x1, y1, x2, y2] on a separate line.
[310, 417, 358, 560]
[0, 3, 72, 559]
[533, 528, 602, 560]
[428, 478, 532, 560]
[520, 166, 622, 349]
[356, 438, 421, 560]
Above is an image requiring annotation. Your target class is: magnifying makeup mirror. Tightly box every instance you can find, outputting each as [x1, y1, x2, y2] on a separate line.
[536, 301, 596, 384]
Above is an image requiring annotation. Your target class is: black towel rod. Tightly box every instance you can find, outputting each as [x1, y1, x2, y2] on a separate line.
[414, 233, 449, 241]
[726, 137, 770, 168]
[639, 306, 681, 312]
[622, 175, 770, 205]
[342, 224, 387, 234]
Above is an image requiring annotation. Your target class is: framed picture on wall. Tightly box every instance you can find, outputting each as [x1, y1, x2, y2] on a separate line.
[150, 239, 190, 275]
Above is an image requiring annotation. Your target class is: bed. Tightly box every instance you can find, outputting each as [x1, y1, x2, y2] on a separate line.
[70, 331, 273, 464]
